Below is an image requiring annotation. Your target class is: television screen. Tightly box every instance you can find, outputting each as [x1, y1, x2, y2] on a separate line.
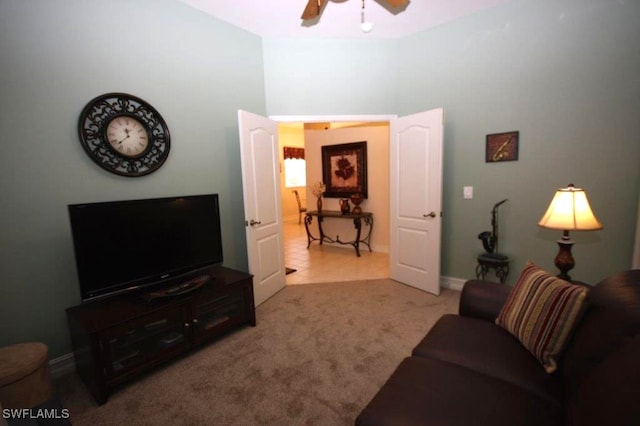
[68, 194, 224, 302]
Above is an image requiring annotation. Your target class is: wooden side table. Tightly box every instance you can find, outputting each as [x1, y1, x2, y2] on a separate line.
[476, 253, 511, 284]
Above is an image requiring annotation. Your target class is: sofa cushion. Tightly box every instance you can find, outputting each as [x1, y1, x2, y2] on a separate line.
[459, 279, 511, 321]
[496, 262, 589, 373]
[356, 356, 563, 426]
[412, 314, 563, 406]
[562, 269, 640, 393]
[566, 334, 640, 426]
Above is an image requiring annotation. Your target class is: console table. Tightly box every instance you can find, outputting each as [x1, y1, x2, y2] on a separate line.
[304, 210, 373, 257]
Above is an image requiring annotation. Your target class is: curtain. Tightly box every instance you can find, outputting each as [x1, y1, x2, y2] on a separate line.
[284, 147, 305, 160]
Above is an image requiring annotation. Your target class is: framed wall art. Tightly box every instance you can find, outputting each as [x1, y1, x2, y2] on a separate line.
[321, 141, 368, 198]
[486, 131, 519, 163]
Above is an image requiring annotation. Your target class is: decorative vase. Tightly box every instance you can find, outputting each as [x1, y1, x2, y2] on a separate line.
[339, 198, 350, 215]
[317, 196, 323, 213]
[350, 193, 363, 214]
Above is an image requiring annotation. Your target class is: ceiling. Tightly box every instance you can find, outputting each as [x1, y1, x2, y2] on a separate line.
[176, 0, 511, 39]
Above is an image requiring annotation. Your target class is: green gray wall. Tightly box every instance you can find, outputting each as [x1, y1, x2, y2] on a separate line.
[263, 0, 640, 283]
[1, 0, 639, 359]
[263, 38, 399, 114]
[0, 0, 265, 357]
[395, 0, 640, 287]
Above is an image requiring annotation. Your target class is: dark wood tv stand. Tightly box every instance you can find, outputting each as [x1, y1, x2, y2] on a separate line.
[66, 266, 255, 405]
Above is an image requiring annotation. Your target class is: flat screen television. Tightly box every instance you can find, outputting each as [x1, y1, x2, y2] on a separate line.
[68, 194, 224, 302]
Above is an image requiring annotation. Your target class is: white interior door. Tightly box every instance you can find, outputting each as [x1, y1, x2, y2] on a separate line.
[390, 109, 444, 295]
[238, 110, 286, 306]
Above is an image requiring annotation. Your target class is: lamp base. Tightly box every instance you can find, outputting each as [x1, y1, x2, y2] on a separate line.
[554, 234, 575, 281]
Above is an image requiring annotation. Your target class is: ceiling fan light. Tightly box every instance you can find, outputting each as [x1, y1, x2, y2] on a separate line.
[360, 3, 373, 33]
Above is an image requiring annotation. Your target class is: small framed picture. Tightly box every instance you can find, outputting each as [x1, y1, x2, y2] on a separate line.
[321, 141, 368, 198]
[486, 131, 519, 163]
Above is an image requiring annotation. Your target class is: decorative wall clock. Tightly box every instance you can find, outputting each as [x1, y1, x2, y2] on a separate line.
[78, 93, 170, 177]
[486, 131, 519, 163]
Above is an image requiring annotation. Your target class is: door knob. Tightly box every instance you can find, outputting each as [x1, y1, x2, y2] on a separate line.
[249, 219, 262, 226]
[424, 211, 437, 218]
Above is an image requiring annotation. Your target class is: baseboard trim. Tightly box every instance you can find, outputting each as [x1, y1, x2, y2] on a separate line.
[441, 276, 466, 291]
[49, 352, 75, 379]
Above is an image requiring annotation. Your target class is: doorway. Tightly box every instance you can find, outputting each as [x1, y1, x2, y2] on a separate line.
[275, 117, 394, 285]
[240, 110, 443, 305]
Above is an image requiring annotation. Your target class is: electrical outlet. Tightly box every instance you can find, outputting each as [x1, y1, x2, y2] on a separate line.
[463, 186, 473, 199]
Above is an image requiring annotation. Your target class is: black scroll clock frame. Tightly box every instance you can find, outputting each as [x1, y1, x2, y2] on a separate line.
[78, 93, 170, 177]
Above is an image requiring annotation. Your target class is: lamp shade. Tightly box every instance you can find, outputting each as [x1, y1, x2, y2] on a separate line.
[538, 185, 603, 231]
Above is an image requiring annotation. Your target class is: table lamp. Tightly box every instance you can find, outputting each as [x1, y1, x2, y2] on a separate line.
[537, 184, 603, 280]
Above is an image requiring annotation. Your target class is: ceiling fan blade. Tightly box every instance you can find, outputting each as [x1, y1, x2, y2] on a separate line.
[301, 0, 327, 20]
[383, 0, 408, 7]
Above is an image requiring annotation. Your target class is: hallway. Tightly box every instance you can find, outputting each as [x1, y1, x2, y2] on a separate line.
[283, 217, 390, 285]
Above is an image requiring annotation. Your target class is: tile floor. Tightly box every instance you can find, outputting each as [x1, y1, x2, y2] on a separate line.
[283, 217, 390, 285]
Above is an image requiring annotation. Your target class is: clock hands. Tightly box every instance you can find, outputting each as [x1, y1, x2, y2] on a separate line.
[110, 124, 145, 157]
[116, 128, 131, 144]
[107, 117, 149, 156]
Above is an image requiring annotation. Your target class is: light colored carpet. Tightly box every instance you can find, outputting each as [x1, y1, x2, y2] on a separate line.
[55, 279, 460, 425]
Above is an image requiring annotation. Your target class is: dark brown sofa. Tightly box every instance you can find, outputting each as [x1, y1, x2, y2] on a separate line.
[356, 270, 640, 426]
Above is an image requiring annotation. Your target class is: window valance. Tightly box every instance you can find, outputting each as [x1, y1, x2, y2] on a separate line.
[284, 147, 305, 160]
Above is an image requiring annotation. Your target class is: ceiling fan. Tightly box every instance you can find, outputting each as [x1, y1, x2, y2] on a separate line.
[301, 0, 409, 20]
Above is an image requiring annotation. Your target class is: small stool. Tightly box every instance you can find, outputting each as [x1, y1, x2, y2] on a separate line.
[476, 253, 511, 284]
[0, 342, 52, 408]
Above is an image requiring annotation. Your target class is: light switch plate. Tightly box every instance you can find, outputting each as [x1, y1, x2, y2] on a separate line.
[463, 186, 473, 199]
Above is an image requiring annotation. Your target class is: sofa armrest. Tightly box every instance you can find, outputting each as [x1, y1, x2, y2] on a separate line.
[459, 280, 512, 321]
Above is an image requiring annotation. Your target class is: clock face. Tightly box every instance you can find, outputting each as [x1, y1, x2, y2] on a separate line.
[78, 93, 170, 177]
[106, 116, 149, 158]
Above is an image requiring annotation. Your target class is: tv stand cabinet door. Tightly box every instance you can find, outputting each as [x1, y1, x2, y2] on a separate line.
[67, 302, 191, 405]
[190, 276, 255, 345]
[100, 304, 191, 384]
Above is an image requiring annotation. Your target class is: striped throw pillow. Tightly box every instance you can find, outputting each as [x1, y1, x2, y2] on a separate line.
[496, 261, 589, 373]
